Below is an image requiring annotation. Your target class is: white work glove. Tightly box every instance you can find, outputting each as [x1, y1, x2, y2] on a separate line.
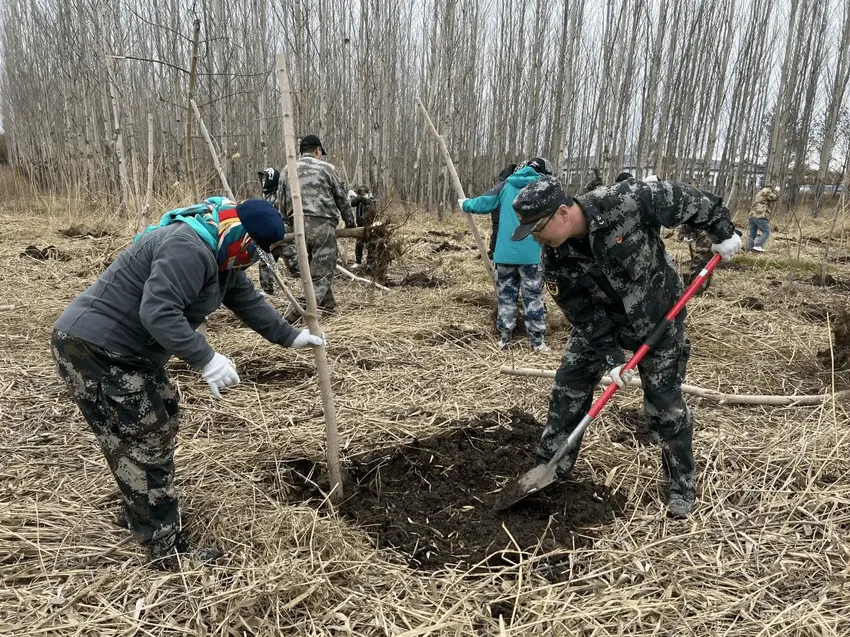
[201, 352, 240, 398]
[711, 233, 742, 261]
[457, 198, 468, 210]
[609, 365, 635, 388]
[291, 328, 326, 349]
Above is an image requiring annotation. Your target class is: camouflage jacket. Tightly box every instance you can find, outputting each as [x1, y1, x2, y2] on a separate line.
[280, 155, 355, 227]
[749, 187, 778, 220]
[543, 180, 735, 366]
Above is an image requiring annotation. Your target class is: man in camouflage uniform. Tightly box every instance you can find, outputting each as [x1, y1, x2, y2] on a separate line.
[279, 134, 356, 316]
[348, 185, 377, 268]
[747, 184, 780, 252]
[511, 175, 741, 517]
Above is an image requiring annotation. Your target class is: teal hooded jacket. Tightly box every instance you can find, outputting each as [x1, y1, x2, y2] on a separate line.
[462, 166, 542, 265]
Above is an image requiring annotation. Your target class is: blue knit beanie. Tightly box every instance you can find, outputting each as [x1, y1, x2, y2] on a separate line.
[235, 199, 285, 252]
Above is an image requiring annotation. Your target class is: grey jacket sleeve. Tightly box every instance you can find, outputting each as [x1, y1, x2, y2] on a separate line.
[139, 236, 217, 368]
[222, 270, 299, 347]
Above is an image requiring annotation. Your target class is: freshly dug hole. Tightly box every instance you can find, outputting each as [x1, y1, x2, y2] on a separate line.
[283, 409, 625, 577]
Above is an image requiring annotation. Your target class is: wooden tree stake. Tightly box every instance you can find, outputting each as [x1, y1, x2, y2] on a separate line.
[184, 18, 201, 202]
[417, 98, 497, 295]
[142, 113, 154, 230]
[276, 53, 343, 504]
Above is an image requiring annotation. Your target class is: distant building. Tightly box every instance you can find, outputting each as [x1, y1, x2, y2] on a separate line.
[562, 154, 766, 194]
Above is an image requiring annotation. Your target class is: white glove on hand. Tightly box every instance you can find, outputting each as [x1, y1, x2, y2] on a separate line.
[457, 198, 468, 210]
[711, 233, 742, 261]
[291, 328, 326, 349]
[609, 365, 635, 388]
[202, 352, 240, 398]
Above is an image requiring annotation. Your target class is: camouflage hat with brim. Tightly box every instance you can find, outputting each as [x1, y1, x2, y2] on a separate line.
[511, 175, 574, 241]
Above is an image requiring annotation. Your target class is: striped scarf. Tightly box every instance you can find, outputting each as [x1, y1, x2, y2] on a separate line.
[136, 197, 257, 271]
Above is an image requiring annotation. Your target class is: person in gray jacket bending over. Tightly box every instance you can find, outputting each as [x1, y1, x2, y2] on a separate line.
[51, 197, 323, 568]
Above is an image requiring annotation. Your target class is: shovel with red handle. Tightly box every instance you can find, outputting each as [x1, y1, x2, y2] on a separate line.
[497, 252, 722, 510]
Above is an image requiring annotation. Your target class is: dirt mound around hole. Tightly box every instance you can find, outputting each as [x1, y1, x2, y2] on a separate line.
[20, 245, 71, 261]
[282, 410, 625, 577]
[608, 406, 655, 448]
[818, 309, 850, 371]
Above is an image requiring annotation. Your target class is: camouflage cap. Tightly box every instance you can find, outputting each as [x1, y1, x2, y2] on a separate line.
[511, 175, 573, 241]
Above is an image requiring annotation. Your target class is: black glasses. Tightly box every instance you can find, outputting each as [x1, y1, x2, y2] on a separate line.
[531, 213, 555, 236]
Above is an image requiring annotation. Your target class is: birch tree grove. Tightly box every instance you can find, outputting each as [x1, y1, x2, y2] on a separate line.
[1, 0, 848, 214]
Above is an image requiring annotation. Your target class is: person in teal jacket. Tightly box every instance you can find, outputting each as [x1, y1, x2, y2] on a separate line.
[458, 157, 552, 351]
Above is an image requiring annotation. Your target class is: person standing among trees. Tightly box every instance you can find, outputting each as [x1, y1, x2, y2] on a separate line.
[51, 197, 324, 568]
[510, 176, 741, 517]
[279, 135, 356, 320]
[747, 183, 780, 252]
[458, 157, 553, 352]
[256, 167, 286, 295]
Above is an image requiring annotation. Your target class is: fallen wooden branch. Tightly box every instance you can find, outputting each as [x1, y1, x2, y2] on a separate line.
[0, 305, 15, 312]
[335, 264, 391, 292]
[500, 365, 850, 406]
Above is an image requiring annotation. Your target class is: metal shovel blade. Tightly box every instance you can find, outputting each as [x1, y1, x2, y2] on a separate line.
[494, 463, 559, 511]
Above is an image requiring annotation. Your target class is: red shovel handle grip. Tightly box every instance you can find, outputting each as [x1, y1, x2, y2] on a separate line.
[587, 252, 722, 419]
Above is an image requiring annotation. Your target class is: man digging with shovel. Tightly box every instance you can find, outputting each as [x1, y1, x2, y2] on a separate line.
[510, 176, 741, 517]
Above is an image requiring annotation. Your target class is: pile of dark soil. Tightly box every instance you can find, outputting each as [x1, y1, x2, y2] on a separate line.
[736, 296, 765, 310]
[808, 272, 850, 291]
[818, 309, 850, 371]
[280, 410, 625, 577]
[391, 272, 448, 288]
[20, 245, 71, 261]
[431, 241, 463, 253]
[59, 225, 111, 239]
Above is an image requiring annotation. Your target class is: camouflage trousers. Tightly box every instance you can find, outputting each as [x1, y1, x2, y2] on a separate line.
[539, 323, 694, 499]
[496, 263, 546, 346]
[51, 330, 181, 557]
[303, 217, 340, 309]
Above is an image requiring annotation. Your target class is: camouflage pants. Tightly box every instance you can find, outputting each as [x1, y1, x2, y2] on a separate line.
[51, 330, 181, 556]
[539, 323, 694, 499]
[496, 263, 546, 346]
[304, 217, 339, 309]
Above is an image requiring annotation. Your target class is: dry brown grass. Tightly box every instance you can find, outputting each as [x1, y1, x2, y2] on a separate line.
[2, 168, 849, 635]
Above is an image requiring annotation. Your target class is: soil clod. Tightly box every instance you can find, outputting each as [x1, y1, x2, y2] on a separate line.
[20, 245, 71, 261]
